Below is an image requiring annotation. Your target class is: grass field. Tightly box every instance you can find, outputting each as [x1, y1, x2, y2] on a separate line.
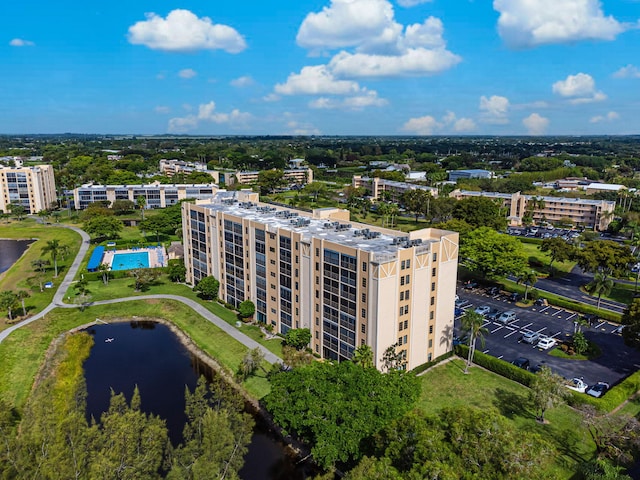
[418, 359, 595, 478]
[518, 240, 576, 275]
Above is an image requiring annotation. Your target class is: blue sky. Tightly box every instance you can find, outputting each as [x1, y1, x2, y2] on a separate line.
[1, 0, 639, 136]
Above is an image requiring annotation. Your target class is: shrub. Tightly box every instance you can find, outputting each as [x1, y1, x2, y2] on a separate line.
[455, 345, 535, 387]
[411, 351, 454, 375]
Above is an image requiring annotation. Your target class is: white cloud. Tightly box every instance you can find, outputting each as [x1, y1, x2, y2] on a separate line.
[397, 0, 433, 7]
[522, 113, 549, 135]
[275, 65, 363, 95]
[178, 68, 197, 79]
[128, 9, 246, 53]
[262, 93, 281, 102]
[401, 111, 475, 135]
[309, 90, 388, 110]
[168, 101, 252, 133]
[613, 64, 640, 79]
[154, 106, 171, 114]
[9, 38, 35, 47]
[230, 76, 254, 87]
[552, 73, 606, 103]
[590, 111, 619, 123]
[285, 121, 321, 136]
[494, 0, 627, 49]
[479, 95, 510, 124]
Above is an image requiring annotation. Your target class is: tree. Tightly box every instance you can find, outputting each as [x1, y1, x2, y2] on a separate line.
[0, 291, 17, 321]
[257, 169, 286, 194]
[128, 268, 160, 292]
[237, 348, 265, 380]
[460, 310, 488, 373]
[377, 202, 399, 228]
[579, 459, 632, 480]
[15, 290, 29, 317]
[140, 214, 173, 244]
[74, 277, 91, 311]
[83, 215, 123, 239]
[283, 328, 311, 350]
[452, 196, 507, 230]
[193, 276, 219, 300]
[573, 331, 589, 355]
[381, 344, 407, 372]
[237, 299, 255, 319]
[576, 240, 634, 281]
[580, 405, 640, 465]
[351, 344, 374, 369]
[588, 272, 614, 310]
[460, 227, 528, 279]
[167, 259, 186, 282]
[528, 366, 568, 422]
[136, 195, 147, 220]
[97, 263, 111, 285]
[42, 239, 65, 277]
[540, 237, 575, 274]
[303, 182, 327, 202]
[111, 199, 136, 215]
[30, 259, 50, 292]
[527, 196, 546, 225]
[622, 298, 640, 348]
[8, 204, 25, 221]
[517, 271, 538, 301]
[402, 189, 431, 222]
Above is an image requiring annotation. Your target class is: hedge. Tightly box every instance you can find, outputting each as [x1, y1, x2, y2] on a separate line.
[411, 351, 454, 375]
[454, 345, 535, 387]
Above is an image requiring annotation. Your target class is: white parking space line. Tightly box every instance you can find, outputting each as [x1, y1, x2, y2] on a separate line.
[521, 322, 532, 330]
[595, 321, 606, 329]
[483, 349, 490, 354]
[566, 313, 577, 322]
[497, 355, 503, 359]
[539, 306, 550, 313]
[504, 330, 519, 338]
[491, 326, 504, 334]
[550, 331, 562, 338]
[535, 327, 547, 334]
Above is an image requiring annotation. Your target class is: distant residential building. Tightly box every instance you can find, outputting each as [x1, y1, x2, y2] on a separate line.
[235, 168, 313, 185]
[72, 181, 218, 210]
[585, 183, 626, 195]
[554, 177, 590, 191]
[182, 190, 459, 371]
[159, 159, 222, 182]
[450, 190, 615, 231]
[448, 169, 493, 181]
[352, 176, 437, 203]
[0, 165, 57, 214]
[406, 171, 427, 181]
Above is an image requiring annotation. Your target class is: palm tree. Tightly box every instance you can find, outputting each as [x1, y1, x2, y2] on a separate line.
[517, 271, 538, 301]
[588, 272, 614, 310]
[136, 195, 146, 220]
[98, 263, 111, 285]
[460, 310, 488, 374]
[15, 290, 30, 317]
[0, 291, 17, 321]
[351, 344, 374, 369]
[42, 239, 63, 277]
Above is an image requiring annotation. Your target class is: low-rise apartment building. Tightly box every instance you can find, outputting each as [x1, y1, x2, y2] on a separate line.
[234, 168, 313, 186]
[448, 169, 493, 182]
[0, 165, 57, 214]
[182, 190, 459, 371]
[73, 182, 218, 210]
[352, 176, 438, 203]
[450, 190, 616, 230]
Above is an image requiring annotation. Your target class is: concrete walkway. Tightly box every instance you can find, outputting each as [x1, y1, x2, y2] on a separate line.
[0, 224, 281, 365]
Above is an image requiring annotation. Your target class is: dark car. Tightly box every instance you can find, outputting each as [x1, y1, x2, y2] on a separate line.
[511, 357, 530, 370]
[454, 307, 464, 316]
[486, 309, 501, 321]
[508, 292, 521, 302]
[586, 382, 610, 398]
[530, 364, 545, 374]
[463, 281, 479, 290]
[486, 286, 500, 296]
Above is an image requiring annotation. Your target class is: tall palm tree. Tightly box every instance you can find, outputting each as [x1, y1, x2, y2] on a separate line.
[136, 195, 146, 220]
[589, 272, 614, 310]
[42, 239, 63, 277]
[460, 310, 488, 374]
[351, 344, 374, 369]
[517, 271, 538, 301]
[15, 290, 30, 316]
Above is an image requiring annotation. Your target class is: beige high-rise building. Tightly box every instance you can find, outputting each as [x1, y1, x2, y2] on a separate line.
[182, 190, 459, 371]
[0, 165, 57, 214]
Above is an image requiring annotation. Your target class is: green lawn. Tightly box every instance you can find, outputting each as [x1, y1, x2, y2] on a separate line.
[519, 240, 576, 275]
[418, 359, 595, 478]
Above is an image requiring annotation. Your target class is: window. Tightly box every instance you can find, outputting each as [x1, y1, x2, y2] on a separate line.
[431, 282, 436, 291]
[315, 331, 319, 339]
[362, 262, 367, 272]
[316, 276, 319, 285]
[432, 268, 436, 277]
[400, 276, 405, 286]
[398, 337, 403, 346]
[400, 307, 404, 316]
[404, 305, 409, 315]
[399, 322, 404, 331]
[405, 275, 410, 285]
[430, 296, 435, 305]
[361, 324, 366, 333]
[362, 278, 367, 288]
[406, 259, 411, 269]
[316, 317, 319, 325]
[428, 339, 433, 348]
[403, 335, 407, 344]
[405, 290, 410, 300]
[400, 291, 404, 301]
[429, 325, 433, 334]
[316, 304, 319, 312]
[430, 311, 434, 320]
[315, 290, 319, 298]
[433, 253, 437, 262]
[315, 262, 319, 271]
[361, 293, 366, 302]
[361, 308, 366, 318]
[401, 260, 406, 270]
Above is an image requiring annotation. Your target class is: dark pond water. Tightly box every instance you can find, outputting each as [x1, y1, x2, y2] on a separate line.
[83, 321, 308, 480]
[0, 239, 34, 274]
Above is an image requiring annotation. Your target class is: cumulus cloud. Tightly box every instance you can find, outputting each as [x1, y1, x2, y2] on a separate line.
[401, 111, 476, 135]
[128, 9, 246, 53]
[309, 90, 388, 110]
[397, 0, 433, 7]
[275, 65, 363, 95]
[285, 121, 321, 136]
[178, 68, 197, 79]
[9, 38, 35, 47]
[294, 0, 460, 77]
[154, 106, 171, 114]
[230, 76, 255, 87]
[590, 111, 619, 123]
[168, 101, 252, 133]
[494, 0, 627, 49]
[479, 95, 510, 124]
[552, 73, 606, 104]
[613, 64, 640, 79]
[522, 113, 549, 135]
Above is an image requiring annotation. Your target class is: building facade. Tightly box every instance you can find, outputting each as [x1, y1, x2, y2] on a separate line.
[0, 165, 57, 214]
[448, 169, 493, 182]
[182, 190, 459, 371]
[450, 190, 616, 231]
[235, 168, 313, 186]
[352, 176, 438, 203]
[72, 182, 218, 210]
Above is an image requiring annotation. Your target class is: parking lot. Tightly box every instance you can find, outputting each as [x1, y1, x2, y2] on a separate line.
[455, 285, 640, 389]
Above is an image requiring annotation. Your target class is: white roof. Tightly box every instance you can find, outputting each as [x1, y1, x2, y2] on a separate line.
[587, 183, 625, 191]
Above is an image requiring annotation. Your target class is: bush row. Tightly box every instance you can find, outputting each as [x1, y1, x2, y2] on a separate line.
[411, 351, 454, 375]
[454, 345, 535, 387]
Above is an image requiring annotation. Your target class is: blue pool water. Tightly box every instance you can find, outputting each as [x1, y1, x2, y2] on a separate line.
[111, 251, 150, 271]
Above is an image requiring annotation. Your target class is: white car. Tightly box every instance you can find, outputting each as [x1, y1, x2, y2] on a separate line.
[565, 377, 588, 393]
[537, 337, 556, 350]
[522, 331, 541, 345]
[474, 305, 491, 316]
[586, 382, 610, 398]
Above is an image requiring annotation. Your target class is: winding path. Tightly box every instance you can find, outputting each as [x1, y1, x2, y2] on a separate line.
[0, 224, 281, 365]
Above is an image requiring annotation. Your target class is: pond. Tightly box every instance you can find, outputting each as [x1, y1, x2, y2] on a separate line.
[83, 321, 308, 480]
[0, 239, 34, 275]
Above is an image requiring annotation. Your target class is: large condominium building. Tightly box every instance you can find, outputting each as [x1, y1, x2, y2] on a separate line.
[235, 168, 313, 186]
[182, 190, 459, 371]
[450, 190, 616, 231]
[352, 176, 438, 203]
[159, 159, 219, 179]
[0, 165, 57, 214]
[72, 182, 218, 210]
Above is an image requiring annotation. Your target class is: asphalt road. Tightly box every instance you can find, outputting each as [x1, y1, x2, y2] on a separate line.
[456, 287, 640, 388]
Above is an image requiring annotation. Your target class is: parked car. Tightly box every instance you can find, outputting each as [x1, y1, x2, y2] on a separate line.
[565, 377, 588, 393]
[537, 337, 557, 350]
[463, 281, 479, 290]
[486, 286, 500, 296]
[522, 331, 541, 345]
[534, 298, 548, 307]
[474, 305, 491, 316]
[486, 309, 501, 321]
[586, 382, 610, 398]
[508, 292, 521, 302]
[511, 357, 530, 370]
[530, 364, 545, 374]
[497, 310, 517, 324]
[455, 307, 464, 316]
[453, 335, 469, 346]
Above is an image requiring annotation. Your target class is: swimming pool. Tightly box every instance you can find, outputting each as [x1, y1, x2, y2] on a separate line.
[110, 251, 150, 271]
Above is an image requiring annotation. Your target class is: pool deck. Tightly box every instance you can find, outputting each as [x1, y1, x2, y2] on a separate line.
[102, 246, 168, 270]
